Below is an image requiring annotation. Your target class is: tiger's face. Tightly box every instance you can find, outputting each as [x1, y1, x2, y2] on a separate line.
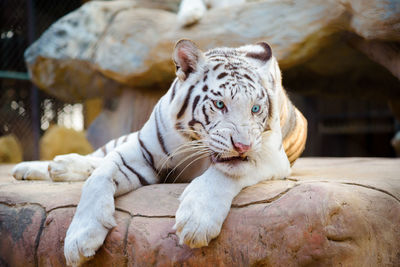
[171, 40, 278, 177]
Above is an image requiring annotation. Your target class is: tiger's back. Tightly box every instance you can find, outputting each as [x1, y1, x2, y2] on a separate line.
[279, 90, 307, 165]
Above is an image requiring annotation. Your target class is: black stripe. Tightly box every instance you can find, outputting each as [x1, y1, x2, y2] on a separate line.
[217, 72, 228, 79]
[214, 132, 227, 140]
[202, 85, 208, 92]
[211, 90, 222, 97]
[175, 122, 184, 131]
[213, 63, 223, 71]
[188, 118, 202, 128]
[170, 79, 178, 103]
[202, 105, 210, 125]
[177, 85, 195, 119]
[192, 95, 200, 114]
[244, 74, 254, 83]
[155, 109, 169, 155]
[114, 161, 130, 184]
[210, 58, 225, 62]
[260, 88, 265, 98]
[267, 89, 273, 118]
[116, 151, 149, 186]
[157, 104, 167, 130]
[203, 75, 208, 82]
[209, 120, 220, 131]
[138, 131, 156, 172]
[175, 122, 191, 139]
[188, 119, 206, 135]
[210, 137, 229, 148]
[262, 116, 267, 124]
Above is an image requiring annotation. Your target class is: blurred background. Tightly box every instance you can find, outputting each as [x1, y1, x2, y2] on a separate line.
[1, 0, 399, 163]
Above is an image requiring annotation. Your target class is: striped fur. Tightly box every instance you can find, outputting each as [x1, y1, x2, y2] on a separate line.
[12, 40, 307, 266]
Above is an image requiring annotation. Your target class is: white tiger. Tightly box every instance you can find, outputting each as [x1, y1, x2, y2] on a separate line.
[12, 40, 307, 266]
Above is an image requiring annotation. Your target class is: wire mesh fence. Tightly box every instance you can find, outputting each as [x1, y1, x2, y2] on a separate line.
[0, 0, 83, 160]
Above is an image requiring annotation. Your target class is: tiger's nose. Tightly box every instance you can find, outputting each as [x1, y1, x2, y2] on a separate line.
[232, 140, 252, 154]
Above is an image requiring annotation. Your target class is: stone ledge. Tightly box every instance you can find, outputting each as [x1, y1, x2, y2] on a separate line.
[0, 158, 399, 266]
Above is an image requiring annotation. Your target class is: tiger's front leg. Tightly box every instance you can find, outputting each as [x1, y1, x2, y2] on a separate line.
[174, 167, 245, 248]
[64, 133, 158, 266]
[174, 131, 292, 248]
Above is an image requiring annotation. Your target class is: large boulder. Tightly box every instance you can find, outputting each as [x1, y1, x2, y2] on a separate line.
[1, 157, 400, 266]
[25, 0, 400, 102]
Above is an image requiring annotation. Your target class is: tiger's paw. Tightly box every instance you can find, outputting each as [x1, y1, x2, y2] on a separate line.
[64, 218, 111, 267]
[64, 192, 116, 266]
[173, 183, 225, 248]
[12, 161, 50, 181]
[49, 154, 96, 182]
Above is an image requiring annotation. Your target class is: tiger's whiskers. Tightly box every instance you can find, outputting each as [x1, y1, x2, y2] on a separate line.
[170, 153, 210, 184]
[163, 149, 210, 183]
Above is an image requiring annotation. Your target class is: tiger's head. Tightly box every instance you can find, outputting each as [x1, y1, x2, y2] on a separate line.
[170, 40, 283, 177]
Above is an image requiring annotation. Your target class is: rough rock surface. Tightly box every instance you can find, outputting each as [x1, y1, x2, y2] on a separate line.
[25, 0, 400, 101]
[1, 157, 400, 266]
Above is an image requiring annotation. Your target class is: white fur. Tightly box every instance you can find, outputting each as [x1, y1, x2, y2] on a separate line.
[49, 154, 103, 182]
[12, 161, 51, 181]
[174, 83, 291, 248]
[64, 164, 117, 266]
[13, 42, 292, 266]
[12, 154, 102, 182]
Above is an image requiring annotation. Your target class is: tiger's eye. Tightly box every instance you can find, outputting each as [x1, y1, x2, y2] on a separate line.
[214, 100, 225, 109]
[251, 104, 260, 113]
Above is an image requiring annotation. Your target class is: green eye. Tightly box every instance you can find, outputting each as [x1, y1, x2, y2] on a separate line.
[214, 100, 225, 109]
[252, 104, 260, 113]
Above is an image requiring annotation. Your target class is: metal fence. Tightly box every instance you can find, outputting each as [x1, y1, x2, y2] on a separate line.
[0, 0, 82, 160]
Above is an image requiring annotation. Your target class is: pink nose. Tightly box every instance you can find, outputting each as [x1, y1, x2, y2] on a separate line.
[233, 142, 251, 154]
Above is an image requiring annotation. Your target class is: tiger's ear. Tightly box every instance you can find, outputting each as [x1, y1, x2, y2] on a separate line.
[246, 42, 272, 62]
[240, 42, 273, 68]
[173, 39, 203, 81]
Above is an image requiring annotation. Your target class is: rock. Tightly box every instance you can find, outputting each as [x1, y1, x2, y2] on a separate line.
[25, 0, 400, 102]
[40, 125, 93, 160]
[348, 33, 400, 80]
[0, 157, 400, 265]
[0, 134, 23, 163]
[0, 204, 45, 267]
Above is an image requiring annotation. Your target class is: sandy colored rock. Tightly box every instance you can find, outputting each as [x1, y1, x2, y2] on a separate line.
[40, 126, 93, 160]
[24, 0, 400, 101]
[0, 158, 400, 266]
[0, 134, 23, 163]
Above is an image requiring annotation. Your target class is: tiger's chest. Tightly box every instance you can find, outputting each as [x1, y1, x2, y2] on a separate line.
[162, 156, 210, 183]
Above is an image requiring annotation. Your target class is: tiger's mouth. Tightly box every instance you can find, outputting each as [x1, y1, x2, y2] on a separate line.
[210, 154, 249, 164]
